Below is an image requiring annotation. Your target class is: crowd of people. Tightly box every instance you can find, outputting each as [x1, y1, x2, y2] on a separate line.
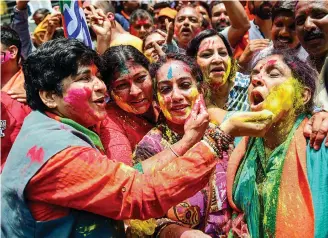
[1, 0, 328, 237]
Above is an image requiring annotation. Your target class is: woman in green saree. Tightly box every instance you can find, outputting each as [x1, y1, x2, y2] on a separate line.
[227, 49, 328, 238]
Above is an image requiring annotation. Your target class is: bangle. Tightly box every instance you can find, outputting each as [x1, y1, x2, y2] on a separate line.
[203, 136, 221, 157]
[205, 125, 234, 158]
[169, 145, 180, 157]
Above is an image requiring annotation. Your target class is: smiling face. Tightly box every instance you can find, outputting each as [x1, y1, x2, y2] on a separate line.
[248, 55, 305, 122]
[156, 60, 200, 125]
[52, 64, 108, 128]
[272, 12, 300, 49]
[130, 18, 154, 40]
[196, 35, 231, 88]
[174, 7, 202, 48]
[211, 3, 230, 32]
[110, 62, 153, 115]
[295, 1, 328, 58]
[143, 32, 166, 62]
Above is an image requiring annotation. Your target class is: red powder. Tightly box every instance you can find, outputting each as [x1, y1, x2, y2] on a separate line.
[135, 19, 150, 25]
[64, 87, 94, 123]
[26, 146, 44, 164]
[267, 59, 277, 66]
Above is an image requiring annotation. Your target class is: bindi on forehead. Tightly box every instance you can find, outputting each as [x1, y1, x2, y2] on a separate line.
[167, 66, 173, 80]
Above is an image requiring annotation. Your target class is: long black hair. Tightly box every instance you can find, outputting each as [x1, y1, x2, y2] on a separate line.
[101, 45, 150, 89]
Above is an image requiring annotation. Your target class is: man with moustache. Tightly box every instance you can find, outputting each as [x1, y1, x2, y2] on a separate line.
[295, 0, 328, 110]
[173, 6, 203, 50]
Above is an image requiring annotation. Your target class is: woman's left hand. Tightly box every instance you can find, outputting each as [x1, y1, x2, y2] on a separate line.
[304, 111, 328, 150]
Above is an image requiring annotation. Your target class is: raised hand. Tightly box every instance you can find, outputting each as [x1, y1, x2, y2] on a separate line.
[183, 94, 209, 144]
[238, 39, 270, 70]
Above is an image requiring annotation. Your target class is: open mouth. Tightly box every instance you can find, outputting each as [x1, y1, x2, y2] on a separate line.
[181, 28, 191, 35]
[210, 66, 225, 74]
[93, 97, 106, 107]
[251, 91, 265, 110]
[277, 36, 292, 44]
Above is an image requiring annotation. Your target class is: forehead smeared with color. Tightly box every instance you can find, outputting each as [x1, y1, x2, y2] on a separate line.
[157, 60, 192, 82]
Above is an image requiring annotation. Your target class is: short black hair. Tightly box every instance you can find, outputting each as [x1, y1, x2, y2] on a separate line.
[130, 9, 154, 24]
[102, 45, 150, 89]
[272, 1, 297, 21]
[149, 53, 204, 92]
[23, 38, 101, 111]
[210, 1, 223, 15]
[1, 26, 22, 62]
[153, 2, 170, 10]
[32, 8, 50, 18]
[186, 29, 236, 83]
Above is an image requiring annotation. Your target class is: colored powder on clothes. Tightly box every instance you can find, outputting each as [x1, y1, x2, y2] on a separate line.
[26, 146, 44, 164]
[129, 219, 157, 236]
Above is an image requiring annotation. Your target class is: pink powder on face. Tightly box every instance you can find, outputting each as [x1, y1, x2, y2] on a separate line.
[193, 27, 201, 37]
[267, 59, 277, 66]
[64, 87, 96, 125]
[198, 39, 214, 53]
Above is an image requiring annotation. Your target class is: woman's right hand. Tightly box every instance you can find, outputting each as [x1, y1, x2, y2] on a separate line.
[183, 94, 209, 146]
[220, 110, 274, 137]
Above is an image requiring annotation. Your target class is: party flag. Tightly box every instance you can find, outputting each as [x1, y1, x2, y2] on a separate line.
[59, 0, 93, 49]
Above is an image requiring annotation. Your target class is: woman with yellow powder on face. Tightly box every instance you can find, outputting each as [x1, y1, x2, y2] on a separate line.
[227, 49, 328, 237]
[187, 29, 250, 112]
[132, 53, 276, 238]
